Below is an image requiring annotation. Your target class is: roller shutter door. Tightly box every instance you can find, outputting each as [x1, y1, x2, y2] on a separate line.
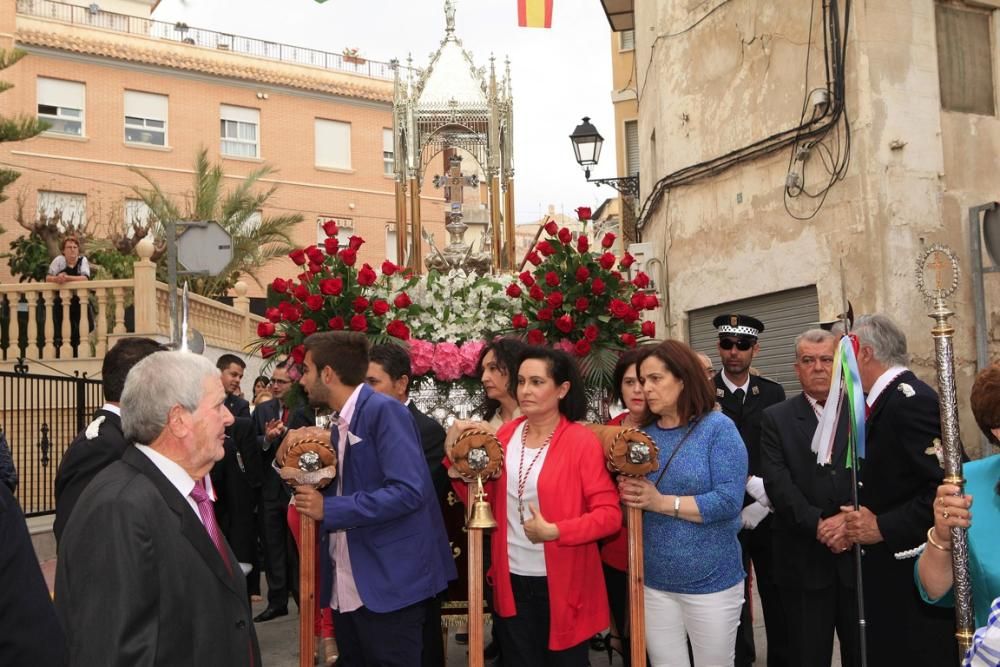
[688, 286, 820, 395]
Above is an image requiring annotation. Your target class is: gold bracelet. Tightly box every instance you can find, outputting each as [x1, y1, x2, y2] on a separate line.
[926, 527, 952, 552]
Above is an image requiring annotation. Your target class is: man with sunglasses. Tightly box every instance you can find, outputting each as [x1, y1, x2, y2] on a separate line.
[712, 314, 789, 667]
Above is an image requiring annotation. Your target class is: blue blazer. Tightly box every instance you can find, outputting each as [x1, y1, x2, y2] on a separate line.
[318, 384, 456, 613]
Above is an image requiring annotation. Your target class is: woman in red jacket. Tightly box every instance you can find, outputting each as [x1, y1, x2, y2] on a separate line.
[449, 346, 621, 666]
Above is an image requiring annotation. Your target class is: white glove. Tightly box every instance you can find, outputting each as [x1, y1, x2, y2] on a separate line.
[745, 475, 771, 508]
[741, 500, 771, 530]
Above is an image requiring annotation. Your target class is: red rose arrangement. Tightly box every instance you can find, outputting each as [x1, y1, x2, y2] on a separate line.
[509, 216, 658, 388]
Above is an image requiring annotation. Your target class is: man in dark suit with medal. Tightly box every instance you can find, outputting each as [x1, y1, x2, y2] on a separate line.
[760, 329, 857, 666]
[838, 314, 956, 665]
[712, 314, 788, 667]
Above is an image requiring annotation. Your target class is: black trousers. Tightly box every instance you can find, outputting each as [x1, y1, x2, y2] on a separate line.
[735, 517, 789, 667]
[778, 581, 859, 667]
[333, 599, 427, 667]
[257, 480, 297, 608]
[494, 574, 589, 667]
[420, 595, 444, 667]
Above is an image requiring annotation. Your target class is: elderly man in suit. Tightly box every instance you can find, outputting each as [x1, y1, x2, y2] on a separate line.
[837, 314, 956, 665]
[54, 336, 167, 542]
[290, 332, 456, 666]
[760, 329, 857, 666]
[56, 351, 260, 666]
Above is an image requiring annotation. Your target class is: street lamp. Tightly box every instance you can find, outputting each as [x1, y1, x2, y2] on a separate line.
[569, 116, 639, 198]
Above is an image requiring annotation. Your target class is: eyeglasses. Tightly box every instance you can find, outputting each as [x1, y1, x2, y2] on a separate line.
[719, 338, 754, 351]
[270, 378, 292, 386]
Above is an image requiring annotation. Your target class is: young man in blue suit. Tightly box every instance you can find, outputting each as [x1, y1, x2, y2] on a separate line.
[290, 331, 456, 666]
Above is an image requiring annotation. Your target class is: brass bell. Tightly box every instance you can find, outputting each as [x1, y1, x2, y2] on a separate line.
[467, 476, 497, 530]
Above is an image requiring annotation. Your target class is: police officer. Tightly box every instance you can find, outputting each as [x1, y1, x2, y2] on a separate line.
[712, 314, 788, 667]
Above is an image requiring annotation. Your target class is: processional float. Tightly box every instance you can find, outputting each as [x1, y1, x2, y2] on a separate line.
[916, 244, 975, 662]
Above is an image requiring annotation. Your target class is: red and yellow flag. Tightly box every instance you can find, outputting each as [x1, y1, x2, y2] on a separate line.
[517, 0, 552, 28]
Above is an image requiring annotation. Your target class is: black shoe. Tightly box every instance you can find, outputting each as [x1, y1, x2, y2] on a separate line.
[253, 606, 288, 622]
[484, 640, 500, 659]
[455, 632, 469, 645]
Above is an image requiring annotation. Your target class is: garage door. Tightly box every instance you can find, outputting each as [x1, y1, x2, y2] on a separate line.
[688, 286, 820, 395]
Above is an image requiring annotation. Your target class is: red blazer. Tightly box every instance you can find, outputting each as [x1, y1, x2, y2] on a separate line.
[599, 412, 629, 572]
[451, 416, 621, 650]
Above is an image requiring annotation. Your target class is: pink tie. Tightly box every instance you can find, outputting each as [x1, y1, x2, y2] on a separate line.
[190, 479, 231, 573]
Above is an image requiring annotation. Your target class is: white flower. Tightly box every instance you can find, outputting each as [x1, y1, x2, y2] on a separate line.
[898, 383, 915, 398]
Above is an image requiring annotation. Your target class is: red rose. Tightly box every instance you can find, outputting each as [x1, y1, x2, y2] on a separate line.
[328, 316, 345, 330]
[339, 248, 357, 266]
[357, 263, 377, 286]
[609, 271, 623, 284]
[386, 319, 410, 340]
[620, 333, 637, 348]
[620, 253, 636, 269]
[527, 329, 545, 345]
[544, 220, 559, 236]
[555, 314, 573, 334]
[348, 235, 365, 251]
[537, 240, 556, 257]
[544, 271, 559, 287]
[633, 272, 651, 289]
[289, 248, 307, 266]
[527, 251, 542, 266]
[271, 277, 289, 294]
[322, 219, 339, 237]
[642, 321, 656, 337]
[297, 272, 311, 283]
[324, 237, 339, 255]
[283, 305, 302, 323]
[291, 344, 306, 364]
[598, 252, 616, 270]
[536, 308, 554, 321]
[558, 227, 572, 244]
[576, 206, 592, 221]
[265, 307, 282, 323]
[529, 284, 544, 301]
[350, 314, 368, 331]
[306, 246, 325, 265]
[394, 292, 412, 308]
[574, 339, 591, 356]
[631, 293, 646, 309]
[320, 277, 343, 296]
[577, 235, 589, 253]
[261, 346, 277, 359]
[546, 291, 564, 308]
[371, 299, 390, 316]
[512, 313, 529, 329]
[293, 284, 310, 301]
[519, 271, 536, 287]
[300, 318, 318, 335]
[308, 262, 323, 275]
[305, 294, 324, 311]
[257, 321, 275, 337]
[609, 299, 630, 318]
[574, 297, 590, 312]
[645, 294, 659, 310]
[624, 307, 640, 324]
[352, 296, 369, 313]
[381, 260, 398, 276]
[506, 283, 523, 298]
[591, 278, 606, 296]
[601, 232, 616, 249]
[584, 324, 599, 341]
[575, 266, 590, 283]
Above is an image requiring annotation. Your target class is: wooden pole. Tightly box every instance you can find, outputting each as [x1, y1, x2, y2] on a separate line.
[409, 176, 423, 274]
[299, 516, 316, 667]
[627, 505, 646, 666]
[503, 178, 516, 271]
[394, 179, 407, 266]
[467, 518, 485, 667]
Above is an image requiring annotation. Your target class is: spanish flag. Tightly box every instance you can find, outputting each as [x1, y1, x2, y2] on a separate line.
[518, 0, 553, 28]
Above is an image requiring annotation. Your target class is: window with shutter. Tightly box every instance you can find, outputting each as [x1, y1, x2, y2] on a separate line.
[220, 105, 260, 157]
[935, 4, 995, 116]
[37, 78, 85, 136]
[315, 119, 352, 169]
[621, 29, 635, 51]
[124, 91, 168, 146]
[625, 120, 640, 176]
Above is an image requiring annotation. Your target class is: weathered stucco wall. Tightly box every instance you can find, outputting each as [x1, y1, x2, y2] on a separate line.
[633, 0, 1000, 455]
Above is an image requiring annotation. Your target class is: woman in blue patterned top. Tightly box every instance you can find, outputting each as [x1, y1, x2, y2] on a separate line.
[619, 340, 748, 667]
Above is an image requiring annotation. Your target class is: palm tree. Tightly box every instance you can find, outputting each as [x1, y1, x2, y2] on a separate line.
[129, 148, 302, 298]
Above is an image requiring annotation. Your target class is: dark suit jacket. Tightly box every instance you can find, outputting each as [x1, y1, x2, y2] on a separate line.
[54, 409, 128, 543]
[225, 393, 251, 420]
[252, 398, 312, 502]
[56, 447, 260, 666]
[0, 483, 67, 666]
[211, 417, 263, 563]
[408, 401, 448, 500]
[760, 394, 854, 590]
[714, 372, 787, 478]
[319, 385, 456, 613]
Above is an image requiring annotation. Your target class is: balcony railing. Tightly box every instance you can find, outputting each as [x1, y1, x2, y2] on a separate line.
[16, 0, 397, 80]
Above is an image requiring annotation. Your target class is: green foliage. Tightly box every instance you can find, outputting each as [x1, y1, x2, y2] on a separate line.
[3, 233, 50, 283]
[87, 249, 135, 280]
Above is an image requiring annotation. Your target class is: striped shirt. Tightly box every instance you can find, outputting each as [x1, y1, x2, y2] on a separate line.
[966, 595, 1000, 667]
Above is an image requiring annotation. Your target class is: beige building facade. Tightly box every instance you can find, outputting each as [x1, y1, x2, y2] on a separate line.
[0, 0, 447, 297]
[601, 0, 1000, 454]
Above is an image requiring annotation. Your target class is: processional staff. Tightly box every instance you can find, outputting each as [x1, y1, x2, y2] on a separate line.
[916, 244, 975, 662]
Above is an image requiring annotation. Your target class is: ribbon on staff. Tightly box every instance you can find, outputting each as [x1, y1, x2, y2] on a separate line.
[811, 335, 866, 466]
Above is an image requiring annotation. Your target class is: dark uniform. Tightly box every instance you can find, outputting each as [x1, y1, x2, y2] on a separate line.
[225, 393, 251, 420]
[712, 314, 788, 667]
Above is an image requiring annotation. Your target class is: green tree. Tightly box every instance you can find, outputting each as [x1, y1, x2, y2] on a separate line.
[0, 49, 49, 234]
[129, 148, 302, 298]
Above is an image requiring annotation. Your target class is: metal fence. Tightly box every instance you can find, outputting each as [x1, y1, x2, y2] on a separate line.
[17, 0, 398, 80]
[0, 369, 103, 516]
